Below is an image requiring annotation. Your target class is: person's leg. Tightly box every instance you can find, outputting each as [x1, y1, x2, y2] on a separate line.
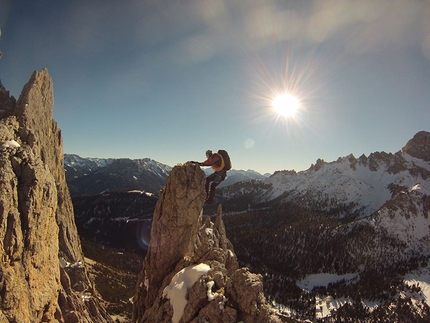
[205, 173, 217, 199]
[205, 172, 224, 204]
[205, 173, 217, 196]
[206, 181, 220, 204]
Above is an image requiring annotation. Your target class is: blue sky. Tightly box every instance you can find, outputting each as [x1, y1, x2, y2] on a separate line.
[1, 0, 430, 174]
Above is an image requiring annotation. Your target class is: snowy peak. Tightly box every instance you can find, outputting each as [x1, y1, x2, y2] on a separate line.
[64, 154, 114, 180]
[64, 154, 172, 182]
[223, 131, 430, 220]
[64, 153, 114, 168]
[264, 152, 428, 218]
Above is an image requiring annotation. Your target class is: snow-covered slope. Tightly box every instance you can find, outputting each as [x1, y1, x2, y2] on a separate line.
[369, 183, 430, 255]
[64, 154, 115, 180]
[221, 132, 430, 322]
[223, 151, 430, 219]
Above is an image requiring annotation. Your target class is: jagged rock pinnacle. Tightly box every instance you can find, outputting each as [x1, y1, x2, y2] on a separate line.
[0, 69, 113, 322]
[132, 162, 281, 323]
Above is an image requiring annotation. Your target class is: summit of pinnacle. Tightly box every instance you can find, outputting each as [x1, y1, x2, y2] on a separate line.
[132, 162, 283, 323]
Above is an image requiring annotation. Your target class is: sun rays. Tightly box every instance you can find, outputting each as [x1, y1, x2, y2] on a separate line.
[245, 50, 318, 132]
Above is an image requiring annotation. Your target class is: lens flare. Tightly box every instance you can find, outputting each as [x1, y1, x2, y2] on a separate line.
[136, 220, 152, 250]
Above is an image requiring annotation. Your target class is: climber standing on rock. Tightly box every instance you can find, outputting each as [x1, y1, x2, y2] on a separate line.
[195, 149, 231, 204]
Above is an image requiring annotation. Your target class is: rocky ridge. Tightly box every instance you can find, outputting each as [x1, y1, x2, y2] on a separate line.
[132, 162, 284, 323]
[220, 135, 430, 219]
[0, 69, 113, 322]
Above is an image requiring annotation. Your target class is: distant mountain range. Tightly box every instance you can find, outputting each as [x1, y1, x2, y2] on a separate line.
[220, 150, 429, 218]
[67, 131, 430, 322]
[64, 154, 171, 196]
[64, 154, 268, 196]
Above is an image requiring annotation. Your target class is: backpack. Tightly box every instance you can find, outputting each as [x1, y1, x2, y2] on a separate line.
[217, 149, 232, 171]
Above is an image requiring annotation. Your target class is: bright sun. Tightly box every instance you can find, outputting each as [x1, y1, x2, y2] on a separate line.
[272, 93, 299, 118]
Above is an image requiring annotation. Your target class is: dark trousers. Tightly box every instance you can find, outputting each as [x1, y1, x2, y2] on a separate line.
[205, 171, 226, 203]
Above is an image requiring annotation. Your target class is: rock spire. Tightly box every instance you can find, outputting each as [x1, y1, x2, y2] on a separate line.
[0, 69, 113, 322]
[132, 162, 281, 323]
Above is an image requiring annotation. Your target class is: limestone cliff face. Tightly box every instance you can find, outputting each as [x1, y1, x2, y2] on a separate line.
[132, 162, 281, 323]
[0, 69, 113, 322]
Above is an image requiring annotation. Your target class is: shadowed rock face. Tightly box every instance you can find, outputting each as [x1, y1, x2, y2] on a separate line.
[132, 162, 282, 323]
[0, 69, 113, 322]
[402, 130, 430, 161]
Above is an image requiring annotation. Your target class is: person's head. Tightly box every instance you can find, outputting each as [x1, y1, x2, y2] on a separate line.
[206, 150, 213, 158]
